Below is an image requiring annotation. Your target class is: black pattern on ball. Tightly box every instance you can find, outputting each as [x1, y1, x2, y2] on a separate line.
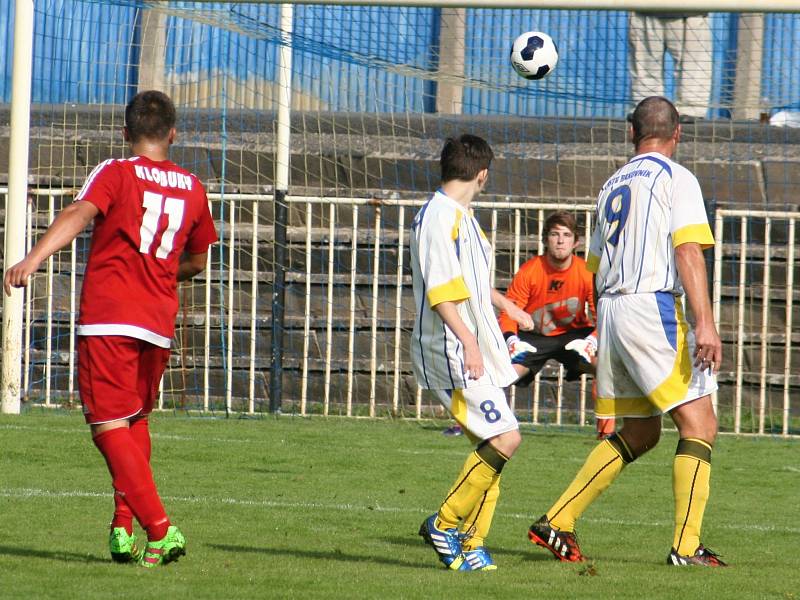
[520, 36, 545, 61]
[524, 64, 551, 80]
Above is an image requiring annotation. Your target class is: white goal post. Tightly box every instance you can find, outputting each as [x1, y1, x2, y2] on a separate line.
[1, 0, 34, 414]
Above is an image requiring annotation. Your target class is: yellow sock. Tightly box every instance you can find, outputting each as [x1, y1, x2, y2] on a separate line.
[672, 438, 712, 555]
[437, 442, 507, 530]
[548, 433, 636, 532]
[460, 475, 500, 551]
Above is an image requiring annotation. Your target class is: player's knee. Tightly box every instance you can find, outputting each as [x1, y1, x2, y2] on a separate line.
[508, 428, 522, 452]
[503, 428, 522, 455]
[699, 423, 718, 446]
[628, 429, 660, 456]
[675, 409, 718, 445]
[706, 412, 719, 444]
[489, 428, 522, 457]
[643, 428, 661, 452]
[619, 417, 661, 456]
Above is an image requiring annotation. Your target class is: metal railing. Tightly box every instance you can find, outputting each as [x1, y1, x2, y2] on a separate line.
[713, 208, 798, 436]
[3, 188, 797, 435]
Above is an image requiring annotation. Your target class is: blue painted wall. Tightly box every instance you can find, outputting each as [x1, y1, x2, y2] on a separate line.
[764, 13, 800, 110]
[0, 0, 798, 118]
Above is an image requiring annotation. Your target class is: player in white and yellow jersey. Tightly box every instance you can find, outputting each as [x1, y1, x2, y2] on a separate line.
[527, 97, 726, 567]
[411, 134, 534, 571]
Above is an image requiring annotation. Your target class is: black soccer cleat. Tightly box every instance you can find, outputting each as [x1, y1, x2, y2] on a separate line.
[667, 545, 727, 567]
[528, 515, 586, 562]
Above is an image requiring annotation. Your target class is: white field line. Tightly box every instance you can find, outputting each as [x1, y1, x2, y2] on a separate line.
[1, 487, 798, 535]
[2, 424, 797, 470]
[7, 423, 799, 451]
[0, 423, 262, 445]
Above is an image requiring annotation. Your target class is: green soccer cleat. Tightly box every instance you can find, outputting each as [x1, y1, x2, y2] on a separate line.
[139, 525, 187, 568]
[109, 527, 142, 563]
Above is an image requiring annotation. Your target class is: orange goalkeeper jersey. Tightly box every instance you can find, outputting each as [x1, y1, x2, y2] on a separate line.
[498, 255, 596, 337]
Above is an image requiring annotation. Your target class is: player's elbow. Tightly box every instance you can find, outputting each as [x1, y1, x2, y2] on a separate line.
[675, 242, 706, 278]
[64, 199, 99, 227]
[181, 252, 207, 280]
[674, 241, 703, 266]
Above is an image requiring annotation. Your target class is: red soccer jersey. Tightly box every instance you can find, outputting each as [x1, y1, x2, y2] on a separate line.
[75, 156, 218, 347]
[498, 255, 596, 337]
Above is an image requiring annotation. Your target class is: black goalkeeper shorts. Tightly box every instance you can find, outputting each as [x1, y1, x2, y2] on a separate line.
[513, 326, 595, 386]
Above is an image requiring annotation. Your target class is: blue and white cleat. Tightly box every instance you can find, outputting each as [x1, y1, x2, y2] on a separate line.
[419, 514, 465, 570]
[460, 547, 497, 571]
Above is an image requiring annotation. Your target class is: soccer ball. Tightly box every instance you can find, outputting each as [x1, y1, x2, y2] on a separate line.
[510, 31, 558, 80]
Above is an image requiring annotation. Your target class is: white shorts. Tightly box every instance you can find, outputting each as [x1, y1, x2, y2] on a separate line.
[430, 385, 518, 442]
[595, 292, 718, 418]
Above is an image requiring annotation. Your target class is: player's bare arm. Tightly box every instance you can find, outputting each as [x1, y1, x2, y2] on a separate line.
[432, 300, 484, 380]
[491, 288, 533, 331]
[3, 200, 99, 296]
[675, 241, 721, 373]
[177, 251, 209, 281]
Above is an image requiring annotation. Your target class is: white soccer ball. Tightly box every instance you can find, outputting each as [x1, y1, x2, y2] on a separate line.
[510, 31, 558, 80]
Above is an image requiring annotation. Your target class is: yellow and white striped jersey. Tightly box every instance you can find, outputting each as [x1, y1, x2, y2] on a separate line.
[587, 151, 714, 296]
[410, 191, 517, 390]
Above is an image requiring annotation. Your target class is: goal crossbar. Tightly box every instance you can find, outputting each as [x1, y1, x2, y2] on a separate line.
[176, 1, 800, 13]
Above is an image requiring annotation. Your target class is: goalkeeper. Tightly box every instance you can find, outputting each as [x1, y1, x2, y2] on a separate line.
[497, 211, 614, 438]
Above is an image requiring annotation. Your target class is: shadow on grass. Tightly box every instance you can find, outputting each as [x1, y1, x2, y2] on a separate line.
[208, 543, 433, 569]
[380, 535, 558, 563]
[250, 467, 296, 475]
[0, 545, 108, 564]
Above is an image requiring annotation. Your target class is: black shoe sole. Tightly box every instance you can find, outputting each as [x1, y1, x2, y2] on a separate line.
[162, 546, 186, 565]
[418, 521, 433, 546]
[110, 551, 135, 564]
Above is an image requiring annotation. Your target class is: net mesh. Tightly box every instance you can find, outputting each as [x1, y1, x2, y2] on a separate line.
[2, 1, 799, 433]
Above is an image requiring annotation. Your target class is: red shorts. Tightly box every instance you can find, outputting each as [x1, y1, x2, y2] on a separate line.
[78, 335, 171, 425]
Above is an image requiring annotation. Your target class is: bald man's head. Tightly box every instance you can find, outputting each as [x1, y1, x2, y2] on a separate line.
[631, 96, 679, 147]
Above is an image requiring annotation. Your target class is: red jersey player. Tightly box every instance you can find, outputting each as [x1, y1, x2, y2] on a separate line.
[497, 211, 614, 438]
[4, 91, 218, 567]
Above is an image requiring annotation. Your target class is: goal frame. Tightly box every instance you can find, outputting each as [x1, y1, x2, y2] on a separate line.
[2, 0, 799, 414]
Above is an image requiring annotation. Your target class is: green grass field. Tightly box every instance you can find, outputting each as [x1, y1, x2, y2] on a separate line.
[1, 411, 798, 599]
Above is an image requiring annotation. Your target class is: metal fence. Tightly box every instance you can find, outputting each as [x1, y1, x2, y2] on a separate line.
[4, 186, 797, 435]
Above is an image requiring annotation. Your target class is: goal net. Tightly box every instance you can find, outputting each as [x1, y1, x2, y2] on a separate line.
[2, 1, 799, 435]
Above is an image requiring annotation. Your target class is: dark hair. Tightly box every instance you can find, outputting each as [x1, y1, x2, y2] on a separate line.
[125, 90, 177, 143]
[544, 210, 579, 238]
[630, 96, 679, 147]
[440, 134, 494, 183]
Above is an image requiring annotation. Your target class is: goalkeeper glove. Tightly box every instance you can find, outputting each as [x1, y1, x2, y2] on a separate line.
[565, 334, 597, 365]
[507, 335, 537, 365]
